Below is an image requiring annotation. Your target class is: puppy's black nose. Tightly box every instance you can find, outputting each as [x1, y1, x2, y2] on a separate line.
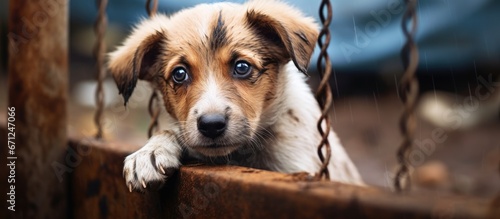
[197, 114, 227, 139]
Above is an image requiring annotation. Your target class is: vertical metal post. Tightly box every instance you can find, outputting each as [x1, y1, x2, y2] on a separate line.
[7, 0, 68, 218]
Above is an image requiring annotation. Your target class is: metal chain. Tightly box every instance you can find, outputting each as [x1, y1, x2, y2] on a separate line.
[314, 0, 334, 180]
[148, 90, 161, 138]
[94, 0, 108, 139]
[394, 0, 419, 192]
[146, 0, 159, 17]
[146, 0, 160, 138]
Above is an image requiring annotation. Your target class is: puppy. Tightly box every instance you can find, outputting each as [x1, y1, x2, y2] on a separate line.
[108, 0, 363, 192]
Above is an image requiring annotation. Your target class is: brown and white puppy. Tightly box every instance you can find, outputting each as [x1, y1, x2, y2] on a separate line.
[108, 0, 363, 192]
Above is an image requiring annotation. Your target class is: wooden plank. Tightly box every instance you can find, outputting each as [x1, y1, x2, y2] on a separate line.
[7, 0, 68, 218]
[69, 139, 498, 219]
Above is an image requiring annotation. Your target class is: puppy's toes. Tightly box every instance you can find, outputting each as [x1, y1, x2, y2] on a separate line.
[123, 146, 180, 192]
[153, 147, 180, 176]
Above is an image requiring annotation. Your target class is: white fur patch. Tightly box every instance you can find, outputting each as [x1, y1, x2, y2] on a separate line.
[123, 132, 182, 191]
[196, 74, 227, 114]
[258, 62, 364, 185]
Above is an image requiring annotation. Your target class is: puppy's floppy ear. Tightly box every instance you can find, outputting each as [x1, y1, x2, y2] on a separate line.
[108, 15, 168, 105]
[245, 0, 319, 74]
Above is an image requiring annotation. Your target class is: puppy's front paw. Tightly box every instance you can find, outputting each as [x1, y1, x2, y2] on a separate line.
[123, 135, 181, 192]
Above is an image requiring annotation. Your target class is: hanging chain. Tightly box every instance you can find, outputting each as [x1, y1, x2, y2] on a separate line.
[94, 0, 108, 139]
[314, 0, 334, 180]
[146, 0, 160, 138]
[146, 0, 159, 17]
[148, 90, 161, 138]
[394, 0, 420, 192]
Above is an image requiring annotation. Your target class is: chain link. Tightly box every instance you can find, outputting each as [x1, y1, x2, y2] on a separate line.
[146, 0, 160, 138]
[394, 0, 420, 192]
[146, 0, 159, 17]
[94, 0, 108, 139]
[314, 0, 334, 180]
[148, 90, 161, 138]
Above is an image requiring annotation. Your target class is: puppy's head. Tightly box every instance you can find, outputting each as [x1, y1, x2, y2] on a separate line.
[108, 0, 318, 157]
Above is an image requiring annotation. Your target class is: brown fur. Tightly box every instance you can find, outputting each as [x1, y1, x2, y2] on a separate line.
[108, 1, 318, 128]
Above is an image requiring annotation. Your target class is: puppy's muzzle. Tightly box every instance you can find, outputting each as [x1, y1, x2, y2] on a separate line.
[197, 114, 227, 139]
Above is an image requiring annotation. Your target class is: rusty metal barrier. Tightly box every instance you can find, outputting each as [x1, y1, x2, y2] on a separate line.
[7, 1, 69, 217]
[146, 0, 161, 138]
[68, 138, 495, 219]
[314, 0, 334, 180]
[394, 0, 420, 192]
[94, 0, 108, 139]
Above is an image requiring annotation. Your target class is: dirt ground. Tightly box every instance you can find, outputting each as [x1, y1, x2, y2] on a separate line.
[332, 94, 500, 198]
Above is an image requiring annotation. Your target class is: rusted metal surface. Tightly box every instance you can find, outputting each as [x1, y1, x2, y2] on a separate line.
[69, 139, 497, 219]
[7, 0, 68, 218]
[93, 0, 108, 139]
[0, 126, 9, 214]
[314, 0, 334, 180]
[395, 0, 420, 191]
[69, 140, 162, 219]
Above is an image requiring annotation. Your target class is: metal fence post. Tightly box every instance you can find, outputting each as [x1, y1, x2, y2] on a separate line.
[7, 0, 68, 218]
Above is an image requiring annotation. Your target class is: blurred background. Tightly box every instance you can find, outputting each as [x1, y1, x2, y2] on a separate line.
[1, 0, 499, 197]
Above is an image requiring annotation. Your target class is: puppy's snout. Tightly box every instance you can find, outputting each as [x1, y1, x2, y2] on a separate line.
[197, 114, 227, 139]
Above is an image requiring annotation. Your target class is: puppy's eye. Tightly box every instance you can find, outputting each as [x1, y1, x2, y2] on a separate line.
[233, 61, 252, 78]
[172, 67, 189, 83]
